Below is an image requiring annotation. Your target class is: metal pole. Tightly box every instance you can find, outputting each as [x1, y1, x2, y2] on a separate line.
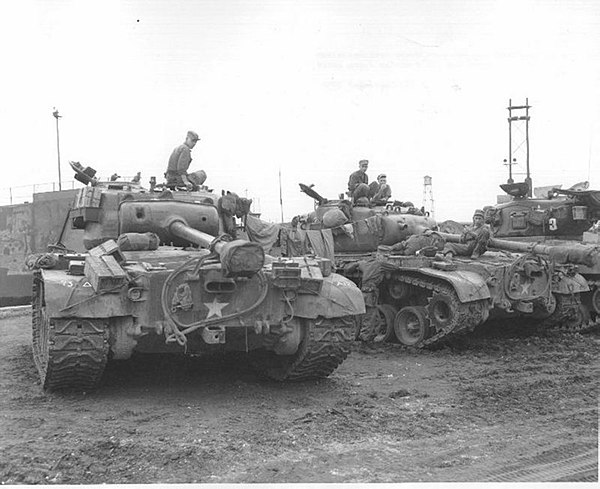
[53, 108, 62, 191]
[507, 99, 513, 183]
[525, 97, 532, 196]
[278, 168, 284, 223]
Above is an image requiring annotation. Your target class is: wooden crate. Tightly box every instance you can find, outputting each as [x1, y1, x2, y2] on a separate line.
[84, 255, 128, 292]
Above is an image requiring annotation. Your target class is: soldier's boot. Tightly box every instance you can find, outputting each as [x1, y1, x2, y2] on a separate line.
[358, 306, 379, 342]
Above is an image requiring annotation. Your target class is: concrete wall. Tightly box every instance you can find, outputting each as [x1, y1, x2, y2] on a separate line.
[0, 203, 32, 272]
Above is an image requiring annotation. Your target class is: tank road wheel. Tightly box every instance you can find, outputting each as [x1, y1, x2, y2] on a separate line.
[373, 304, 398, 343]
[394, 306, 430, 347]
[427, 292, 458, 333]
[252, 316, 354, 381]
[32, 272, 109, 391]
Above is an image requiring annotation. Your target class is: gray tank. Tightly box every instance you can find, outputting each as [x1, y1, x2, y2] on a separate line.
[480, 180, 600, 328]
[30, 173, 364, 392]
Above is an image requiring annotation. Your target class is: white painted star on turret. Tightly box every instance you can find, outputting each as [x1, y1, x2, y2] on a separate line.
[204, 298, 228, 318]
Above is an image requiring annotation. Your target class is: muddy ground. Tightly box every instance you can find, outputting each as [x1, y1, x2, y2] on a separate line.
[0, 308, 598, 484]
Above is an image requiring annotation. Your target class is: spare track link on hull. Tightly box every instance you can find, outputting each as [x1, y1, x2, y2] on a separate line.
[392, 274, 488, 347]
[254, 316, 354, 381]
[32, 272, 109, 391]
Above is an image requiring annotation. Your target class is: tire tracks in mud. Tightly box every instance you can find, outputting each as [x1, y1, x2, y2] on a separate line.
[483, 442, 598, 482]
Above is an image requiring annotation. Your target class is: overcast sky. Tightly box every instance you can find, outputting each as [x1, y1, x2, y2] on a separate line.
[1, 0, 599, 221]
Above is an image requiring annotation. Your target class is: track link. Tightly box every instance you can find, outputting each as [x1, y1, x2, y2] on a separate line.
[32, 272, 109, 391]
[391, 274, 488, 347]
[254, 316, 354, 381]
[541, 293, 591, 332]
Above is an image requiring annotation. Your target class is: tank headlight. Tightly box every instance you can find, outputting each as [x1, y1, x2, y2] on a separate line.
[127, 287, 145, 302]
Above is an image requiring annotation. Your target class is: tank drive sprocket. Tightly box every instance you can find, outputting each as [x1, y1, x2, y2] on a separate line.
[32, 272, 109, 391]
[251, 316, 354, 381]
[540, 293, 590, 332]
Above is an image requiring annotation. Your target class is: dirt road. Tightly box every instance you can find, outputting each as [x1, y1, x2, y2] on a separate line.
[0, 309, 598, 483]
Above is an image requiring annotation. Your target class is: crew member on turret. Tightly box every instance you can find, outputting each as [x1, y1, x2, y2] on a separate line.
[348, 159, 370, 202]
[165, 131, 205, 191]
[443, 209, 491, 259]
[369, 173, 392, 205]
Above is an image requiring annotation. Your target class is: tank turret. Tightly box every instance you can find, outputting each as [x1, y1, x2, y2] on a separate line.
[295, 183, 437, 254]
[485, 182, 600, 240]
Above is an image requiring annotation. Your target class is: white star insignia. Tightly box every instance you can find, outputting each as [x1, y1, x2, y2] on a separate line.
[521, 282, 531, 294]
[204, 298, 228, 318]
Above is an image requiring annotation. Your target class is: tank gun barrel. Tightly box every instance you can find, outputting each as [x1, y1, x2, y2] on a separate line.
[169, 220, 265, 276]
[439, 232, 562, 255]
[169, 220, 226, 253]
[438, 232, 599, 268]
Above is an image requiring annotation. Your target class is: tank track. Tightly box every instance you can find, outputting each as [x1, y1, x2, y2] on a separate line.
[253, 316, 354, 381]
[32, 272, 109, 391]
[540, 293, 590, 332]
[392, 274, 489, 347]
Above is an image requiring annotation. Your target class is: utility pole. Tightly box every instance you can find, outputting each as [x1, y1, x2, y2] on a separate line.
[53, 108, 62, 191]
[505, 98, 532, 196]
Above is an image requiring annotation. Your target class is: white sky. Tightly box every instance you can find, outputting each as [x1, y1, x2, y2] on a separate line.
[0, 0, 599, 221]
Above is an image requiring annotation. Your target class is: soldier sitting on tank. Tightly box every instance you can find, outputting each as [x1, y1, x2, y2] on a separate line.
[347, 159, 370, 203]
[443, 209, 491, 259]
[368, 173, 392, 205]
[165, 130, 205, 191]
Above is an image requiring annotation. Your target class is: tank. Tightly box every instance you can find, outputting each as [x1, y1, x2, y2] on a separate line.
[350, 247, 588, 347]
[30, 176, 365, 391]
[295, 184, 589, 347]
[481, 181, 600, 327]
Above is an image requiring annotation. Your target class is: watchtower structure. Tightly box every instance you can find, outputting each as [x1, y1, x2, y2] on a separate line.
[423, 175, 434, 219]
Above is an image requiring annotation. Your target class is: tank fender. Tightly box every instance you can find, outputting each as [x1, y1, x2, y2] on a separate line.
[41, 269, 130, 318]
[294, 272, 366, 318]
[415, 268, 491, 303]
[551, 272, 589, 294]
